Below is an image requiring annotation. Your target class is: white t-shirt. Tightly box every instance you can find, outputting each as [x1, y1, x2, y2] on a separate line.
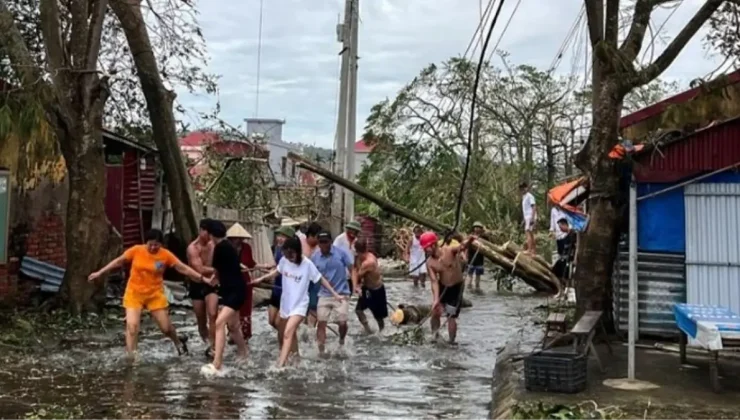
[333, 232, 355, 255]
[550, 207, 568, 240]
[409, 236, 427, 275]
[522, 192, 536, 221]
[277, 256, 322, 318]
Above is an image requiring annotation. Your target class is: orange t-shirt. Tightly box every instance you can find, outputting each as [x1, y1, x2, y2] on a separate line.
[123, 245, 178, 295]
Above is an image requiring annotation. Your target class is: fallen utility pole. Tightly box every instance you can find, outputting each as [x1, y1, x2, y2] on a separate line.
[289, 152, 560, 294]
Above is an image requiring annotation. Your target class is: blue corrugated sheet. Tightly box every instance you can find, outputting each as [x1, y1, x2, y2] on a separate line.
[20, 256, 65, 293]
[636, 171, 740, 253]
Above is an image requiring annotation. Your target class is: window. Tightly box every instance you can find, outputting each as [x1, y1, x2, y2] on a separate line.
[281, 156, 287, 176]
[290, 161, 296, 178]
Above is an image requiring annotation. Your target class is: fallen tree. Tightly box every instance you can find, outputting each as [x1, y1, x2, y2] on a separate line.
[289, 152, 560, 294]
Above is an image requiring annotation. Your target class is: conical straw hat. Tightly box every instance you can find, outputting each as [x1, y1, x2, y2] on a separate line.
[226, 222, 252, 239]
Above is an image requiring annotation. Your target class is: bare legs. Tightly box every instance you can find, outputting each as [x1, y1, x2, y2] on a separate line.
[212, 307, 247, 370]
[278, 315, 303, 367]
[192, 300, 209, 343]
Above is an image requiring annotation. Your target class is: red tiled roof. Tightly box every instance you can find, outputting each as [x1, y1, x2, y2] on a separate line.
[620, 69, 740, 129]
[355, 138, 374, 153]
[179, 131, 221, 147]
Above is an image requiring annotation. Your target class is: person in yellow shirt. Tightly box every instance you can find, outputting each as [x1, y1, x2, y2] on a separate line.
[89, 229, 211, 359]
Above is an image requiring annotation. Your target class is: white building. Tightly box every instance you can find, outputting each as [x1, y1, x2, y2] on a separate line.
[353, 138, 374, 179]
[245, 118, 311, 186]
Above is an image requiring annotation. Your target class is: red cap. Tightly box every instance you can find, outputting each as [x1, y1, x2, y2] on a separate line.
[419, 231, 438, 249]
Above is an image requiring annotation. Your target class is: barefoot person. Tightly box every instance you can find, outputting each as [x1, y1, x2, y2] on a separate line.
[311, 231, 354, 354]
[267, 226, 294, 348]
[304, 222, 322, 327]
[88, 229, 209, 359]
[226, 223, 256, 342]
[353, 238, 388, 334]
[201, 221, 248, 374]
[520, 182, 537, 254]
[252, 237, 346, 367]
[186, 219, 218, 356]
[405, 226, 427, 288]
[420, 231, 473, 344]
[466, 222, 485, 291]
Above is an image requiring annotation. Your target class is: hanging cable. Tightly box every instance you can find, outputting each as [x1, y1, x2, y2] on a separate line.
[254, 0, 265, 117]
[448, 0, 506, 239]
[486, 0, 523, 62]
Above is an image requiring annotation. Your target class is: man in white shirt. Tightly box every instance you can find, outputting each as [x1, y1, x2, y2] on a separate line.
[549, 203, 569, 257]
[520, 182, 537, 254]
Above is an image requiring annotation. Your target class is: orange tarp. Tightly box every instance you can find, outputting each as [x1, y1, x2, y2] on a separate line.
[548, 177, 587, 214]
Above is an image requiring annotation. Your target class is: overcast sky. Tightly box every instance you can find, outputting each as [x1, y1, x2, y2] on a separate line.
[177, 0, 726, 149]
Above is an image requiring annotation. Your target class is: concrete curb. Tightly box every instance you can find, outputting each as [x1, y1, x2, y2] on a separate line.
[491, 342, 521, 419]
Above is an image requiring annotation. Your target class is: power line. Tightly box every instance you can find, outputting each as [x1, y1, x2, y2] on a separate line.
[548, 5, 585, 73]
[486, 0, 523, 61]
[254, 0, 265, 117]
[451, 0, 507, 236]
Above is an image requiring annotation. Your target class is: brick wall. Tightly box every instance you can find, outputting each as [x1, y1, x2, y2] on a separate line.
[24, 212, 66, 267]
[0, 258, 23, 303]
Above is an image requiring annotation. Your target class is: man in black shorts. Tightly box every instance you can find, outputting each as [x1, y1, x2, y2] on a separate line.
[353, 239, 388, 333]
[201, 220, 247, 375]
[186, 219, 218, 354]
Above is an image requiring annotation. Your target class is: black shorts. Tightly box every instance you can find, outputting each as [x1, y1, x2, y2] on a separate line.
[439, 283, 464, 318]
[188, 281, 218, 301]
[356, 284, 388, 320]
[269, 288, 281, 308]
[220, 287, 246, 311]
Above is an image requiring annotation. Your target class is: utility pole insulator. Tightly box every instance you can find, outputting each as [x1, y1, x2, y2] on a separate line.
[336, 23, 346, 43]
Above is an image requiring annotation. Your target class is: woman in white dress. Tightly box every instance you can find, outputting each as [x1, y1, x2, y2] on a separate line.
[405, 226, 428, 288]
[252, 236, 346, 367]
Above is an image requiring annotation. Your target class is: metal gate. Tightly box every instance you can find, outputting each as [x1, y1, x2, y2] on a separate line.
[684, 183, 740, 313]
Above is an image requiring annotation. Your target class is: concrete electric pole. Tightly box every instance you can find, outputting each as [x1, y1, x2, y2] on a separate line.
[343, 0, 359, 223]
[332, 0, 354, 235]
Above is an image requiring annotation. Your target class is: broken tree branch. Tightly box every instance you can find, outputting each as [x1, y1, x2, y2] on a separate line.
[291, 152, 560, 294]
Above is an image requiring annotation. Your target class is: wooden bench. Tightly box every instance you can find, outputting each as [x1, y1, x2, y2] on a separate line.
[543, 310, 612, 372]
[571, 310, 612, 372]
[543, 312, 568, 347]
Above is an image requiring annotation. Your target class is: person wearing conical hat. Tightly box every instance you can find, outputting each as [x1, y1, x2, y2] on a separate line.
[467, 222, 486, 292]
[226, 223, 257, 342]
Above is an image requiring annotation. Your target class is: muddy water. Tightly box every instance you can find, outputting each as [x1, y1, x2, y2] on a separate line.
[0, 278, 544, 419]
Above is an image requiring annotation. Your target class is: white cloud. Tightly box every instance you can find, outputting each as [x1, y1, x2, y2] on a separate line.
[178, 0, 726, 148]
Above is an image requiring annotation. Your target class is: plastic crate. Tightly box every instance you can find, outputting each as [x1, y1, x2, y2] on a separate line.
[524, 349, 587, 394]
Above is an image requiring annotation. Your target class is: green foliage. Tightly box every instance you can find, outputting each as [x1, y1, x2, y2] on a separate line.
[25, 405, 84, 420]
[512, 401, 624, 419]
[707, 3, 740, 66]
[357, 53, 682, 236]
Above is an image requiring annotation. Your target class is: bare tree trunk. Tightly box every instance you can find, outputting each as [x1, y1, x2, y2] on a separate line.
[110, 0, 198, 243]
[58, 127, 111, 313]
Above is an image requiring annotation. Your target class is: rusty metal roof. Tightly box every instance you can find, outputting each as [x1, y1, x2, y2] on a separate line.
[634, 117, 740, 183]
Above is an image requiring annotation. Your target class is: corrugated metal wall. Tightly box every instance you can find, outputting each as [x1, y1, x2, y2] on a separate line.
[685, 182, 740, 313]
[122, 151, 157, 247]
[613, 250, 686, 337]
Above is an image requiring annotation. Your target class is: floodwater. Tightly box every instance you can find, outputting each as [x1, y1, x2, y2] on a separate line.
[0, 277, 544, 419]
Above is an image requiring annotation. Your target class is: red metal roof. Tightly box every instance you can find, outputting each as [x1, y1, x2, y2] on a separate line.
[355, 138, 374, 153]
[620, 70, 740, 129]
[179, 131, 221, 147]
[634, 117, 740, 183]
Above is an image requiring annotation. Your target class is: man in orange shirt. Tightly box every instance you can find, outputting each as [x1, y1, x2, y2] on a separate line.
[89, 229, 212, 360]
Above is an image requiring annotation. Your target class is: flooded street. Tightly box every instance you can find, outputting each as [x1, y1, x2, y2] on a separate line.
[0, 277, 544, 419]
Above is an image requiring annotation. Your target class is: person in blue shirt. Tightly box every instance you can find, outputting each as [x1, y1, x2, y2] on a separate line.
[311, 230, 354, 354]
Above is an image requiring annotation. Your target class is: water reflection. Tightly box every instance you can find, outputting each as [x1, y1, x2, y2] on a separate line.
[0, 278, 544, 419]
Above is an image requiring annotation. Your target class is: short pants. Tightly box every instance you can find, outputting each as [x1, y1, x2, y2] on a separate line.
[356, 284, 389, 320]
[409, 259, 428, 276]
[269, 288, 282, 308]
[219, 286, 246, 311]
[188, 281, 218, 301]
[123, 288, 168, 311]
[467, 265, 484, 275]
[317, 296, 350, 323]
[524, 216, 535, 232]
[439, 282, 464, 318]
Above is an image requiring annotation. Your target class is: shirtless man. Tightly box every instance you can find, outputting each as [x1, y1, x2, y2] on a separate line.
[420, 231, 473, 344]
[352, 238, 388, 333]
[187, 219, 218, 356]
